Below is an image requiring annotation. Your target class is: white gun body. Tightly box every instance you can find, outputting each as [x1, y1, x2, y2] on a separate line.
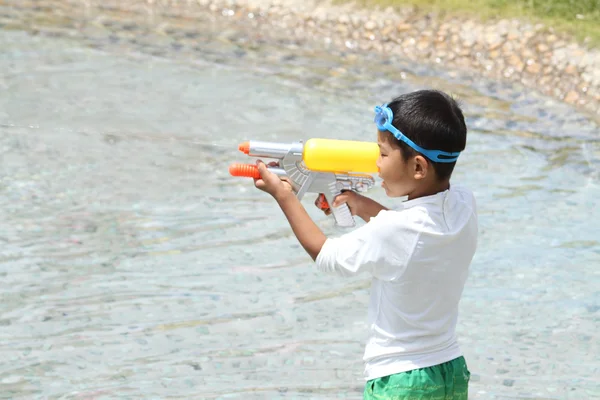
[246, 140, 375, 227]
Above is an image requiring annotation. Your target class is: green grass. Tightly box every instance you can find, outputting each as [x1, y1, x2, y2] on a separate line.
[336, 0, 600, 47]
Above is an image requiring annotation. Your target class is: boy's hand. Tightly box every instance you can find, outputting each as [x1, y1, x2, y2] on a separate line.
[318, 190, 387, 223]
[321, 190, 364, 217]
[253, 160, 293, 200]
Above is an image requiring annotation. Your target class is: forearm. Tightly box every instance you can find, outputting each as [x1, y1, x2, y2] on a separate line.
[275, 191, 326, 261]
[357, 196, 388, 222]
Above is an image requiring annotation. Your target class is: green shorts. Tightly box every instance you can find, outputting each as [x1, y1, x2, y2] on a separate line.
[363, 356, 471, 400]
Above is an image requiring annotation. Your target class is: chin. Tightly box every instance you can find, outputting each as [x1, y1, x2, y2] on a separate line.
[382, 181, 407, 197]
[384, 187, 402, 198]
[388, 192, 406, 198]
[385, 186, 409, 198]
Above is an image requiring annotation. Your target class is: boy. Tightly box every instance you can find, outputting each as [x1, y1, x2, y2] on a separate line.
[253, 90, 478, 399]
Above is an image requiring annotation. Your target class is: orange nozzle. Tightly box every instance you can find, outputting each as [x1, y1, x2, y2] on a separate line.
[229, 163, 261, 179]
[238, 141, 250, 154]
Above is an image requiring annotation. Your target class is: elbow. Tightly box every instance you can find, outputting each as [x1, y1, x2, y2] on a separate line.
[307, 237, 327, 261]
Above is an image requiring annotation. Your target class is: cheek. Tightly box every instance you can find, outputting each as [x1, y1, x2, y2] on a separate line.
[382, 160, 408, 183]
[379, 158, 390, 177]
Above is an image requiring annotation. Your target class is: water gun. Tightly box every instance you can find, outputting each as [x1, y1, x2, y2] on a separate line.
[229, 138, 379, 227]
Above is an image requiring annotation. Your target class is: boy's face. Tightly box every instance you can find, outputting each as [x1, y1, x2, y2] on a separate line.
[376, 131, 419, 198]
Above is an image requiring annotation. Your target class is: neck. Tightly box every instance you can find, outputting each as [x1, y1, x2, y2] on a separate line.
[407, 179, 450, 200]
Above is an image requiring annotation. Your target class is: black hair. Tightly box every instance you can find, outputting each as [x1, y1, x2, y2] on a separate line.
[381, 90, 467, 181]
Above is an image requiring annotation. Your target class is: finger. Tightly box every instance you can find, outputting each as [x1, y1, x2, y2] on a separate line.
[253, 177, 265, 189]
[314, 194, 329, 210]
[255, 160, 281, 189]
[256, 160, 270, 178]
[332, 193, 349, 207]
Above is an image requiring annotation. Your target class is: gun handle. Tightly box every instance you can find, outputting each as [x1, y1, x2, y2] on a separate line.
[323, 192, 355, 228]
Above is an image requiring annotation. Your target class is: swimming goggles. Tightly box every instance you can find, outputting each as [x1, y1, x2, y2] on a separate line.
[374, 104, 460, 163]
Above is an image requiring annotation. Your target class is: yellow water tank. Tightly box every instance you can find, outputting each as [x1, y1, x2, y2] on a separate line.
[302, 138, 379, 173]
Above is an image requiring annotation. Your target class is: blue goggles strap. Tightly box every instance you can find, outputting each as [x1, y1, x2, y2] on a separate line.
[374, 105, 460, 163]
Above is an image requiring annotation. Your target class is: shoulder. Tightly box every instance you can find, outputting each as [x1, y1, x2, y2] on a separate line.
[445, 184, 477, 214]
[443, 184, 478, 231]
[448, 184, 476, 203]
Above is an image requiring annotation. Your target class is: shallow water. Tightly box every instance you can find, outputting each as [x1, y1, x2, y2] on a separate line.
[0, 5, 599, 400]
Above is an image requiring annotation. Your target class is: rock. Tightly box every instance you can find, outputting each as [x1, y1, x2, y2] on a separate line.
[438, 23, 451, 34]
[502, 41, 514, 53]
[338, 14, 349, 24]
[417, 39, 430, 51]
[359, 41, 373, 51]
[552, 48, 569, 68]
[381, 25, 394, 37]
[564, 90, 579, 104]
[578, 83, 589, 93]
[489, 41, 503, 51]
[486, 32, 503, 49]
[564, 64, 578, 75]
[521, 49, 535, 59]
[402, 37, 416, 48]
[460, 29, 477, 47]
[364, 20, 376, 30]
[335, 23, 348, 34]
[507, 54, 525, 71]
[459, 48, 471, 57]
[435, 40, 449, 51]
[507, 31, 519, 41]
[539, 75, 552, 86]
[363, 31, 376, 41]
[526, 62, 541, 74]
[329, 67, 347, 76]
[581, 72, 592, 83]
[396, 22, 412, 32]
[536, 43, 549, 53]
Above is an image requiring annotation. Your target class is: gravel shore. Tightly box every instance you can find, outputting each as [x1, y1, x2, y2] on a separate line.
[3, 0, 600, 117]
[211, 0, 600, 116]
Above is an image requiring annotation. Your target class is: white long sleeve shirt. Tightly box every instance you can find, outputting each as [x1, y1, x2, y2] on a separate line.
[315, 185, 478, 381]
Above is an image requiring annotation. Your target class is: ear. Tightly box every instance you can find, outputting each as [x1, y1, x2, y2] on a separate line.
[413, 155, 429, 180]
